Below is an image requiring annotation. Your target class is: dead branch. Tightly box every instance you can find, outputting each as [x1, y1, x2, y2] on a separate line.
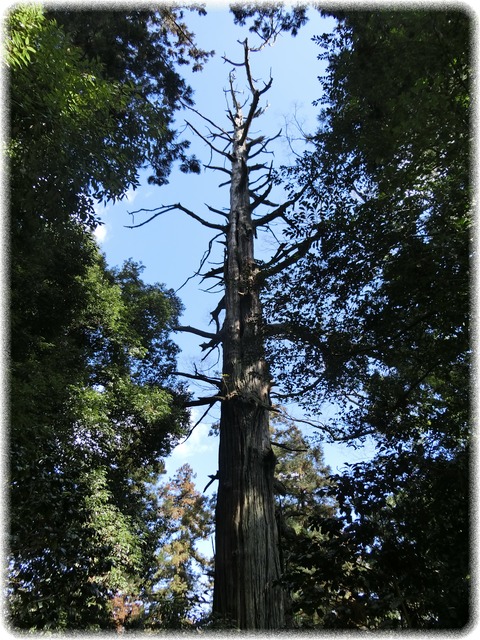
[258, 225, 322, 280]
[250, 183, 274, 211]
[176, 231, 225, 293]
[185, 103, 233, 138]
[210, 296, 225, 333]
[204, 164, 232, 177]
[175, 325, 220, 341]
[184, 395, 222, 408]
[175, 370, 222, 388]
[205, 203, 229, 218]
[253, 184, 308, 230]
[186, 119, 234, 161]
[248, 130, 281, 159]
[126, 203, 226, 232]
[271, 440, 308, 453]
[275, 407, 373, 444]
[270, 375, 324, 400]
[201, 265, 224, 281]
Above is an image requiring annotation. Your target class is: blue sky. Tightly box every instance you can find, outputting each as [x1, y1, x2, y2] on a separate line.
[93, 5, 374, 492]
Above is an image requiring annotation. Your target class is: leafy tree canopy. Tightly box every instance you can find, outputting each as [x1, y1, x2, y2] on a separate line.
[7, 5, 210, 228]
[6, 7, 208, 627]
[260, 9, 471, 629]
[9, 250, 190, 630]
[265, 9, 471, 451]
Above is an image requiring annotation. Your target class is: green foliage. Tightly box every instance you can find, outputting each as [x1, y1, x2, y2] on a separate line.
[6, 5, 210, 228]
[262, 9, 471, 629]
[120, 464, 214, 631]
[302, 446, 470, 629]
[230, 3, 308, 41]
[50, 7, 212, 186]
[7, 5, 136, 225]
[271, 416, 335, 628]
[7, 6, 209, 629]
[8, 252, 189, 630]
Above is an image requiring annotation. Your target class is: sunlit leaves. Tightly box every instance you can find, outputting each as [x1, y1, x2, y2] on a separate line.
[8, 253, 189, 629]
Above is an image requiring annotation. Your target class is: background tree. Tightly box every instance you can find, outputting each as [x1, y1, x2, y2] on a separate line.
[265, 8, 470, 446]
[271, 415, 335, 628]
[8, 253, 190, 630]
[260, 8, 471, 629]
[110, 464, 214, 631]
[141, 464, 214, 630]
[6, 5, 208, 630]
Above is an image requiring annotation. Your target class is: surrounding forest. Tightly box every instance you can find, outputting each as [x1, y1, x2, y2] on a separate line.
[6, 3, 471, 631]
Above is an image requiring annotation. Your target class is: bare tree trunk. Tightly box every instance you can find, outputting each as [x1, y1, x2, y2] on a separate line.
[212, 74, 284, 629]
[126, 31, 321, 632]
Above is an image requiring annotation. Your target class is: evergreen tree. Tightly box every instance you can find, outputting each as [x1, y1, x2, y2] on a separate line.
[144, 464, 214, 629]
[261, 9, 471, 629]
[271, 415, 336, 628]
[110, 464, 214, 631]
[8, 252, 190, 630]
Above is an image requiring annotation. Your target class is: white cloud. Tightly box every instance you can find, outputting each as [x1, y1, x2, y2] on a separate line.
[93, 223, 108, 244]
[163, 418, 218, 490]
[170, 421, 215, 462]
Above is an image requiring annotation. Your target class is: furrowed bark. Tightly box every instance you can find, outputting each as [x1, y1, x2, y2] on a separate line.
[212, 59, 284, 629]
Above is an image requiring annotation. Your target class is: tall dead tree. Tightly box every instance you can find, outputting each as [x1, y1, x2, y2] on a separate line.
[129, 38, 319, 630]
[210, 43, 285, 629]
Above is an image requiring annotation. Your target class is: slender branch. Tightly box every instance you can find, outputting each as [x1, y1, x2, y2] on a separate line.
[204, 164, 232, 177]
[271, 440, 308, 453]
[253, 185, 308, 230]
[249, 162, 269, 173]
[201, 265, 224, 281]
[228, 70, 242, 115]
[276, 407, 374, 444]
[205, 203, 229, 218]
[178, 403, 217, 452]
[186, 119, 234, 161]
[175, 370, 222, 388]
[185, 103, 232, 138]
[175, 325, 219, 341]
[222, 54, 244, 67]
[260, 229, 323, 280]
[250, 183, 274, 211]
[248, 130, 281, 159]
[210, 296, 225, 333]
[174, 203, 226, 231]
[203, 472, 219, 493]
[271, 375, 324, 400]
[264, 321, 325, 352]
[249, 167, 272, 190]
[126, 203, 225, 232]
[242, 39, 273, 98]
[176, 231, 225, 293]
[184, 395, 222, 408]
[175, 324, 223, 352]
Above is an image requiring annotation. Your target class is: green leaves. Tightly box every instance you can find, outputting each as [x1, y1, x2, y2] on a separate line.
[4, 5, 38, 68]
[9, 248, 189, 629]
[261, 9, 471, 629]
[140, 465, 214, 630]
